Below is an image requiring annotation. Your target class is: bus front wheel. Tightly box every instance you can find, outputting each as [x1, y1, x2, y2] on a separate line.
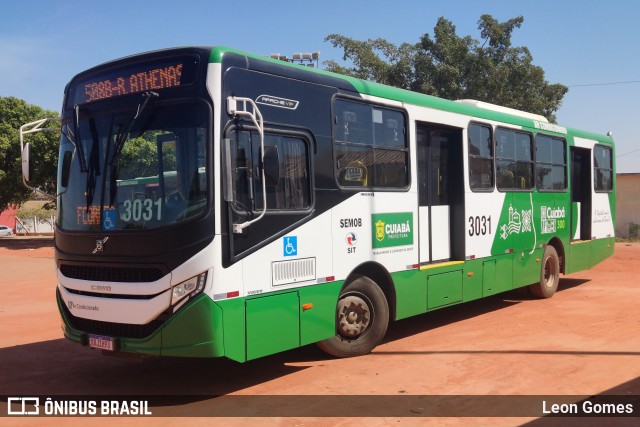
[528, 245, 560, 299]
[317, 276, 389, 358]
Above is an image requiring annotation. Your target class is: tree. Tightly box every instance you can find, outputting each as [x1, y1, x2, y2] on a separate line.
[324, 15, 568, 122]
[0, 97, 59, 211]
[119, 132, 177, 180]
[17, 202, 56, 223]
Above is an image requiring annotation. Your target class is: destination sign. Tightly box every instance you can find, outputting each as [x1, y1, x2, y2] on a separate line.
[70, 55, 199, 105]
[82, 63, 183, 103]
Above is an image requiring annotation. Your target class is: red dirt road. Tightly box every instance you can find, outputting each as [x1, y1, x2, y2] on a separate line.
[1, 238, 639, 426]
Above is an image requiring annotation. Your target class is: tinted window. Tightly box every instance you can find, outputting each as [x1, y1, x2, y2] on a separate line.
[594, 145, 613, 192]
[468, 123, 493, 190]
[229, 130, 311, 212]
[496, 128, 533, 191]
[334, 99, 408, 188]
[536, 134, 567, 191]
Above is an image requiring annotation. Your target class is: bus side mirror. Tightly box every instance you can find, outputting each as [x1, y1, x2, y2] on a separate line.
[21, 142, 32, 184]
[60, 151, 73, 188]
[19, 117, 61, 191]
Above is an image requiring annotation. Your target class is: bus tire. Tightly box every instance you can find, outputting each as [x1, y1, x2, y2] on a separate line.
[317, 276, 389, 358]
[528, 245, 560, 299]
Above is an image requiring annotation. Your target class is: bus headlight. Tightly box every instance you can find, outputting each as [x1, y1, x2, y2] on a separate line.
[171, 272, 207, 306]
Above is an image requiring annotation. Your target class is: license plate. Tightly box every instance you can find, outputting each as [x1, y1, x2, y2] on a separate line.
[89, 335, 114, 351]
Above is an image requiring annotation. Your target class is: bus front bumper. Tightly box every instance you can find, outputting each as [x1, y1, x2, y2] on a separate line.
[57, 289, 225, 358]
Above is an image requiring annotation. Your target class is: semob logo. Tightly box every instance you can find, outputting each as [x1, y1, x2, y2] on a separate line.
[7, 397, 39, 415]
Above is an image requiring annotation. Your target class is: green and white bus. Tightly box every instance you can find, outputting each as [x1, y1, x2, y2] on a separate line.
[20, 47, 615, 361]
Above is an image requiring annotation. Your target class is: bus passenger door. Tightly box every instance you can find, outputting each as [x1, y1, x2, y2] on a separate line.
[417, 123, 464, 263]
[570, 147, 591, 241]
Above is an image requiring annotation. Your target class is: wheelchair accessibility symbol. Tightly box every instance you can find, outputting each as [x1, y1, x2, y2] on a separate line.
[283, 236, 297, 257]
[102, 209, 116, 231]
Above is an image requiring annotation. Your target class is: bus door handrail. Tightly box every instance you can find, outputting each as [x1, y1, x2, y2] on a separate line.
[226, 96, 266, 234]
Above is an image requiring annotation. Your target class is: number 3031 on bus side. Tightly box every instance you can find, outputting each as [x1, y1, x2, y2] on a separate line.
[468, 215, 492, 236]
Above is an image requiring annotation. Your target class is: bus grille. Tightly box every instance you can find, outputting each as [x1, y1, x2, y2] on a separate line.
[272, 257, 316, 286]
[60, 264, 165, 283]
[61, 303, 164, 339]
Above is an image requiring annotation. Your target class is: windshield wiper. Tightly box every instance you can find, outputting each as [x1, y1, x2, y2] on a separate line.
[73, 105, 88, 172]
[108, 91, 159, 207]
[84, 118, 101, 212]
[109, 91, 159, 167]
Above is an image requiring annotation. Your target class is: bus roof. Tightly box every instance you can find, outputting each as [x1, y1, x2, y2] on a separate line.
[209, 46, 614, 146]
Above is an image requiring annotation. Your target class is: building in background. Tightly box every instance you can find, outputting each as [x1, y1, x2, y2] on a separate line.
[0, 201, 55, 235]
[0, 205, 17, 232]
[615, 173, 640, 238]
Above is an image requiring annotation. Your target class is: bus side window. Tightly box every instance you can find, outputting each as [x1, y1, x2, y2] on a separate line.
[228, 130, 311, 213]
[536, 134, 566, 191]
[226, 130, 254, 214]
[468, 123, 493, 191]
[594, 145, 613, 192]
[333, 99, 408, 189]
[254, 134, 311, 211]
[496, 128, 533, 191]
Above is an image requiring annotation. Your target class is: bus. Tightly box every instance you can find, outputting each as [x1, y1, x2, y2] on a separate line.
[20, 46, 615, 361]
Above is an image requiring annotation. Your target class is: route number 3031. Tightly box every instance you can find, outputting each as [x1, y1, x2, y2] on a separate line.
[120, 198, 162, 222]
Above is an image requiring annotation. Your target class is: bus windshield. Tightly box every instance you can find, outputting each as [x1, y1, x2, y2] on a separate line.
[57, 100, 208, 232]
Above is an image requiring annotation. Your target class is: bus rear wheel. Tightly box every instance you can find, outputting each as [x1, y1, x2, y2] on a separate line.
[317, 276, 389, 358]
[528, 245, 560, 299]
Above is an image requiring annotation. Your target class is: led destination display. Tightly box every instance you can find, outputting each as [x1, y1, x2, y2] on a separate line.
[83, 63, 183, 103]
[70, 55, 199, 105]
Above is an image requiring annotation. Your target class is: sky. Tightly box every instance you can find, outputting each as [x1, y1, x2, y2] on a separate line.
[1, 0, 639, 172]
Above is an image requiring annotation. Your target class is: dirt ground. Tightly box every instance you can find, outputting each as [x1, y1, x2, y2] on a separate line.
[1, 237, 639, 426]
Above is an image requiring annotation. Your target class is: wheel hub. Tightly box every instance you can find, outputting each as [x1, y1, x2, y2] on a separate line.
[336, 295, 371, 339]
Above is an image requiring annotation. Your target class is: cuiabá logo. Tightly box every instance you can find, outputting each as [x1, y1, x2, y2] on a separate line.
[375, 220, 385, 242]
[371, 212, 413, 248]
